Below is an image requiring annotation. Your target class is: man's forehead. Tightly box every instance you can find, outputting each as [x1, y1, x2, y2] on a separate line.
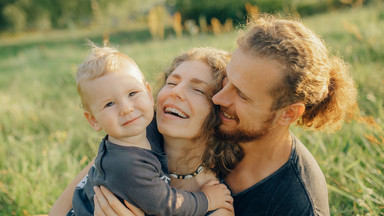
[227, 48, 284, 97]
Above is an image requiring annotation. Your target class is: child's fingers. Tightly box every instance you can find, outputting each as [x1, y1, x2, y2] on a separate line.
[223, 201, 234, 212]
[204, 179, 220, 186]
[224, 187, 231, 195]
[226, 194, 233, 204]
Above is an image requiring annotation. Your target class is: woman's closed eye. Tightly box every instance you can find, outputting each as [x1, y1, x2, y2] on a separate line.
[194, 88, 205, 94]
[166, 82, 177, 86]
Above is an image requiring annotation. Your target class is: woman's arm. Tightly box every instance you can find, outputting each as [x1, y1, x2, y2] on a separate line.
[49, 158, 95, 216]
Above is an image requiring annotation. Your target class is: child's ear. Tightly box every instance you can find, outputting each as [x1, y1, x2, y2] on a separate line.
[84, 110, 102, 131]
[145, 82, 154, 103]
[277, 103, 305, 126]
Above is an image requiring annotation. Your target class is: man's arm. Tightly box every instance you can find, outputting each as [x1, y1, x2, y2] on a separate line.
[49, 158, 95, 216]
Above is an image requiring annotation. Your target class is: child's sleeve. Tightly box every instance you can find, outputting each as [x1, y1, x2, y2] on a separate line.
[105, 149, 209, 216]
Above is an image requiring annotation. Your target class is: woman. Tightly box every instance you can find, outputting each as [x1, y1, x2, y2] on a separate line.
[50, 47, 241, 215]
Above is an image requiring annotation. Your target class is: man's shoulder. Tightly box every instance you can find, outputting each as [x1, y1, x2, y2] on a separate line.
[288, 135, 330, 215]
[291, 136, 328, 196]
[232, 135, 329, 215]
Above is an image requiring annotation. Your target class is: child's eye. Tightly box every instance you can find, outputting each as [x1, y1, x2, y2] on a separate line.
[104, 102, 115, 108]
[129, 91, 137, 96]
[166, 82, 176, 86]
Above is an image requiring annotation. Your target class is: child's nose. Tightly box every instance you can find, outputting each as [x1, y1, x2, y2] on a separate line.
[119, 101, 134, 116]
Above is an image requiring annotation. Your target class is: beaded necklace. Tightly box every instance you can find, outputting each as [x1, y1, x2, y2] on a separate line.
[169, 165, 204, 179]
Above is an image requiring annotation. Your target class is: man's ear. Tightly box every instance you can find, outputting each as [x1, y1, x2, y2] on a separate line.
[277, 103, 305, 126]
[84, 110, 102, 131]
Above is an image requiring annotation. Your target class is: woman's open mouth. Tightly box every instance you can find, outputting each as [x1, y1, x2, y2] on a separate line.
[164, 107, 189, 119]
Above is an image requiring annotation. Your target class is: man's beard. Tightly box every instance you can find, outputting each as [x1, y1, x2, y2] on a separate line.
[216, 111, 276, 143]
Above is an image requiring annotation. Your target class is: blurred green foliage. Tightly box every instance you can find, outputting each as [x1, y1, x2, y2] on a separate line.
[0, 1, 383, 215]
[158, 0, 379, 25]
[1, 0, 382, 33]
[0, 0, 162, 32]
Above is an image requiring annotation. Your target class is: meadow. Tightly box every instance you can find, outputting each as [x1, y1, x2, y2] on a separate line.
[0, 2, 383, 215]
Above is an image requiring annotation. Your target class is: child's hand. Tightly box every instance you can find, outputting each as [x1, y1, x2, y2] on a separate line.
[200, 180, 233, 212]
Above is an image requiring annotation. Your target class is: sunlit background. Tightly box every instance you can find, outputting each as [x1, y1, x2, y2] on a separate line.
[0, 0, 383, 215]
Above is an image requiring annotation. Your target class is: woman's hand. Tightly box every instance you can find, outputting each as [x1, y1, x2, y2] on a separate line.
[93, 186, 144, 216]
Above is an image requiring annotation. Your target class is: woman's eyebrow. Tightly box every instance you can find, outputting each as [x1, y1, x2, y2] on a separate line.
[190, 78, 209, 86]
[168, 74, 180, 79]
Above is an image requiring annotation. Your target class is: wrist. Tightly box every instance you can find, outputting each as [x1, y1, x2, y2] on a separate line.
[206, 194, 211, 211]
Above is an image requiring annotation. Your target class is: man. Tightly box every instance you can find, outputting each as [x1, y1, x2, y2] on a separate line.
[211, 15, 356, 215]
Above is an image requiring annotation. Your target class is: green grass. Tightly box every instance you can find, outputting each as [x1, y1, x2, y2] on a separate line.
[1, 3, 384, 215]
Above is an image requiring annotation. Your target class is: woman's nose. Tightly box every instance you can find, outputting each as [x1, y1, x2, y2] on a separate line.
[170, 84, 185, 101]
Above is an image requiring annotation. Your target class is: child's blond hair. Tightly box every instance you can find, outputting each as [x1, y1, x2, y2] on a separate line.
[76, 42, 144, 111]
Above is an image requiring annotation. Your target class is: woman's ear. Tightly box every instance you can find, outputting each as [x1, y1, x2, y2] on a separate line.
[84, 111, 102, 131]
[277, 103, 305, 126]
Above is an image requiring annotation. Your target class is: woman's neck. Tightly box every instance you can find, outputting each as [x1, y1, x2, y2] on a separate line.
[164, 136, 205, 174]
[163, 136, 218, 192]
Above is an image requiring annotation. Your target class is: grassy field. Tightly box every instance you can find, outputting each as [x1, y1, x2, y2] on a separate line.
[1, 3, 384, 215]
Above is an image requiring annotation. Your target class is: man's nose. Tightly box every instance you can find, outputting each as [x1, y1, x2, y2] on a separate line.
[212, 83, 232, 107]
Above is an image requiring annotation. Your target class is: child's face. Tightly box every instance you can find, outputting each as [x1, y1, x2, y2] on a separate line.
[83, 59, 154, 143]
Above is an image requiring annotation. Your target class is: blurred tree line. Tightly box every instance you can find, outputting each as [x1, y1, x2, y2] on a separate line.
[167, 0, 378, 25]
[0, 0, 163, 32]
[0, 0, 377, 33]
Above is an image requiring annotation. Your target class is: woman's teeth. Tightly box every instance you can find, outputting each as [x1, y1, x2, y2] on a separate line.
[165, 107, 188, 119]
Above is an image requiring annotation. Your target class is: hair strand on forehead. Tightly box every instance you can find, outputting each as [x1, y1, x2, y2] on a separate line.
[76, 40, 144, 111]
